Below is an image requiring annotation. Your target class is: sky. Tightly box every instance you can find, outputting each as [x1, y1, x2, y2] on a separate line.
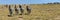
[0, 0, 60, 4]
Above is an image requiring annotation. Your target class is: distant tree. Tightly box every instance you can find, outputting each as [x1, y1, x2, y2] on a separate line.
[4, 5, 8, 8]
[47, 3, 53, 4]
[53, 2, 60, 4]
[47, 2, 60, 4]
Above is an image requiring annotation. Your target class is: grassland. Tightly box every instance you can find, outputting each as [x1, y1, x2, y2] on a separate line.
[0, 4, 60, 20]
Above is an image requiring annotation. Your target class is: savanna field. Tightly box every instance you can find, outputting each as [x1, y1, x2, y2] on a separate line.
[0, 4, 60, 20]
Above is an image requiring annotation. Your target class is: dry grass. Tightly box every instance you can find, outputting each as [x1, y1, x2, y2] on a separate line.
[0, 4, 60, 20]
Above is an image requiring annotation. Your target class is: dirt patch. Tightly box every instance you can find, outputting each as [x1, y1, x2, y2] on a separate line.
[18, 17, 23, 20]
[54, 16, 60, 20]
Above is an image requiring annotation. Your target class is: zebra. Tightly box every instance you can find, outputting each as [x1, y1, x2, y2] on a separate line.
[8, 5, 14, 17]
[19, 5, 24, 15]
[26, 6, 31, 15]
[14, 5, 19, 15]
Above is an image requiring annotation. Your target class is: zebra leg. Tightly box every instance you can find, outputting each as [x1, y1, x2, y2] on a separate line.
[10, 11, 13, 16]
[16, 11, 19, 14]
[27, 9, 31, 15]
[8, 11, 13, 17]
[20, 9, 24, 15]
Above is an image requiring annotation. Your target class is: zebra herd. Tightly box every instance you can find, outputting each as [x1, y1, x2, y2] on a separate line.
[7, 5, 31, 17]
